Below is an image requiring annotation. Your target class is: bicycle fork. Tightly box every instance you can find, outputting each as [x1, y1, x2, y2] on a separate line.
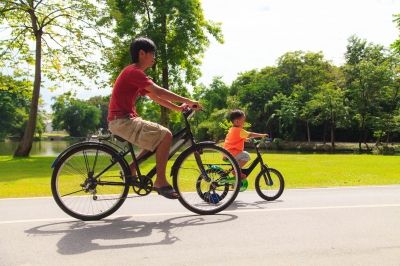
[262, 165, 274, 186]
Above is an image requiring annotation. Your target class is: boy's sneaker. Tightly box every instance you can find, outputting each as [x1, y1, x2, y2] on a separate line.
[218, 177, 248, 192]
[239, 179, 248, 192]
[217, 176, 236, 186]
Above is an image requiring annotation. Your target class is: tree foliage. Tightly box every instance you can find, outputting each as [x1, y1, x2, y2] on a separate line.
[52, 92, 101, 137]
[0, 0, 107, 156]
[103, 0, 223, 126]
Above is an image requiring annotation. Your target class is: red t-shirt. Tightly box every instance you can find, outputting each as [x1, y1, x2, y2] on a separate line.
[107, 65, 153, 121]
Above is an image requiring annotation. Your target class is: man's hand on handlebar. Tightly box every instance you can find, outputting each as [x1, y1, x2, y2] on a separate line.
[186, 100, 202, 111]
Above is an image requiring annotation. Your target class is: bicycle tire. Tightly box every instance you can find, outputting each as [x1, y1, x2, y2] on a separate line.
[255, 167, 285, 201]
[172, 143, 241, 215]
[51, 142, 130, 221]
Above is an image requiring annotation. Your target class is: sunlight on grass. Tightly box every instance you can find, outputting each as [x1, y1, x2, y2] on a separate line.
[0, 153, 399, 198]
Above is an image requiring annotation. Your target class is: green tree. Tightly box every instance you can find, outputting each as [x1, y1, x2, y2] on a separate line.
[303, 83, 349, 148]
[344, 36, 396, 150]
[103, 0, 223, 127]
[266, 93, 298, 140]
[52, 93, 101, 137]
[87, 95, 110, 132]
[392, 14, 400, 53]
[276, 51, 335, 142]
[0, 0, 106, 156]
[192, 77, 230, 140]
[231, 67, 280, 134]
[0, 74, 44, 140]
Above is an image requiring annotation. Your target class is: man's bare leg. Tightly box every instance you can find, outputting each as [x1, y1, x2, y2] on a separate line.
[153, 131, 173, 188]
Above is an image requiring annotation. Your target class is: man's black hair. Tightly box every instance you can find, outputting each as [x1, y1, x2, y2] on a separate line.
[229, 109, 245, 122]
[130, 37, 156, 63]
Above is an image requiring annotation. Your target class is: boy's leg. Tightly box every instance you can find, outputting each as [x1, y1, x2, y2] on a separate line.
[235, 152, 251, 179]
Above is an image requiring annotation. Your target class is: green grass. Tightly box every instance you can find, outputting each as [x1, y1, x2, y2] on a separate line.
[0, 153, 399, 198]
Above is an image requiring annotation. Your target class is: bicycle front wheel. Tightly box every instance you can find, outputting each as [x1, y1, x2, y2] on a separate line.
[255, 167, 285, 201]
[172, 143, 241, 215]
[51, 143, 130, 220]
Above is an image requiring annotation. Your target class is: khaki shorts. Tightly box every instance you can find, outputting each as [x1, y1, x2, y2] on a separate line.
[108, 117, 170, 152]
[235, 151, 251, 162]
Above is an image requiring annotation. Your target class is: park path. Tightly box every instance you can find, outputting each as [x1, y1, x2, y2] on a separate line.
[1, 186, 400, 266]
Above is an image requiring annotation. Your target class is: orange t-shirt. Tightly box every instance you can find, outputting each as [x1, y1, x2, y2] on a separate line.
[223, 127, 250, 156]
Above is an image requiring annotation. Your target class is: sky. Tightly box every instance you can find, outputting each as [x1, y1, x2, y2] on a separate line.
[40, 0, 400, 112]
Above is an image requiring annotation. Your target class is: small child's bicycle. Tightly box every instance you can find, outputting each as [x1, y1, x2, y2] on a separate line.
[242, 138, 285, 200]
[196, 138, 285, 202]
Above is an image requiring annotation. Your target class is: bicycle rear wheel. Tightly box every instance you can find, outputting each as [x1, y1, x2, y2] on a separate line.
[172, 143, 241, 215]
[51, 143, 130, 220]
[255, 167, 285, 201]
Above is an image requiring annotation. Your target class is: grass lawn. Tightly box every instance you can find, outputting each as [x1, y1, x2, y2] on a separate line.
[0, 153, 399, 198]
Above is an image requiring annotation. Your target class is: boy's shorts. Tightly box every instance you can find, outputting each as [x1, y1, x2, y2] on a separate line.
[108, 117, 170, 152]
[235, 151, 250, 162]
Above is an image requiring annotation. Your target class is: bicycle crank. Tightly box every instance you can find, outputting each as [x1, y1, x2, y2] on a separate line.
[131, 176, 153, 196]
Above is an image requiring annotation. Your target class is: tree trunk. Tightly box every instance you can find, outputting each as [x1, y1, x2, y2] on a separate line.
[159, 12, 169, 127]
[14, 15, 42, 157]
[322, 122, 327, 144]
[306, 121, 311, 143]
[330, 123, 335, 149]
[358, 117, 365, 152]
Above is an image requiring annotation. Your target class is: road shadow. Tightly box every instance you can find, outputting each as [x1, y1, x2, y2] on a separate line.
[227, 199, 284, 211]
[25, 214, 237, 255]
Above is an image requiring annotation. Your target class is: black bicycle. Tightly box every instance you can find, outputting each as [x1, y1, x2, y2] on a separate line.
[195, 137, 285, 202]
[245, 138, 285, 200]
[51, 108, 241, 220]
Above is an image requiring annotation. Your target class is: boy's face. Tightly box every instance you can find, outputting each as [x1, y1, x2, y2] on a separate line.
[233, 115, 246, 127]
[139, 50, 156, 69]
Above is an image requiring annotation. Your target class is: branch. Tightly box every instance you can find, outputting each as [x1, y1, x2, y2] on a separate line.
[33, 0, 44, 9]
[41, 5, 77, 28]
[0, 27, 29, 58]
[42, 31, 63, 48]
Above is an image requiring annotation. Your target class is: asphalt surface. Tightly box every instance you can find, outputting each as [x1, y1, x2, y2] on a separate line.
[1, 186, 400, 266]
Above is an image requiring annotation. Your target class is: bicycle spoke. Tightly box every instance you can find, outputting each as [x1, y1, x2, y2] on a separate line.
[61, 189, 86, 197]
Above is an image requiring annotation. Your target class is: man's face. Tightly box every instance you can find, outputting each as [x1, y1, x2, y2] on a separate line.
[139, 50, 155, 68]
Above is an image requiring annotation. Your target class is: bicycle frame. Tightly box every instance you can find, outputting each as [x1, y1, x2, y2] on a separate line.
[241, 142, 265, 176]
[92, 109, 209, 183]
[240, 139, 275, 187]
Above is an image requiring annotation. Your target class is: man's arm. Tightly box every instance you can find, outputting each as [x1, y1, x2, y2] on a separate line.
[144, 83, 200, 109]
[146, 92, 184, 112]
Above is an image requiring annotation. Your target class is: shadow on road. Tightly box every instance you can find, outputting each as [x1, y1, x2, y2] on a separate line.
[227, 199, 283, 211]
[25, 214, 237, 255]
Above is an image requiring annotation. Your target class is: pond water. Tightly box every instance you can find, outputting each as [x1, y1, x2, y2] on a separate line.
[0, 140, 77, 156]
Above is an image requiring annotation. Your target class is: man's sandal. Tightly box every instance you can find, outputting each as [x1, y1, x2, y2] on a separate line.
[153, 185, 180, 199]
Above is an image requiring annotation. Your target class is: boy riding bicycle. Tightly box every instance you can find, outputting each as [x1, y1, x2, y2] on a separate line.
[107, 37, 201, 199]
[224, 110, 268, 185]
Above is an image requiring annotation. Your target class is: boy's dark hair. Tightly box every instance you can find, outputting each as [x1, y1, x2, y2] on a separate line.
[130, 37, 156, 63]
[229, 109, 245, 122]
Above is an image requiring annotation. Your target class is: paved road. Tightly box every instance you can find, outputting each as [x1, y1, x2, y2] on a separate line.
[1, 186, 400, 266]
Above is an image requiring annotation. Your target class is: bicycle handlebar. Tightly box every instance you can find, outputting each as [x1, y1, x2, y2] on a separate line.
[250, 137, 273, 144]
[182, 105, 201, 119]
